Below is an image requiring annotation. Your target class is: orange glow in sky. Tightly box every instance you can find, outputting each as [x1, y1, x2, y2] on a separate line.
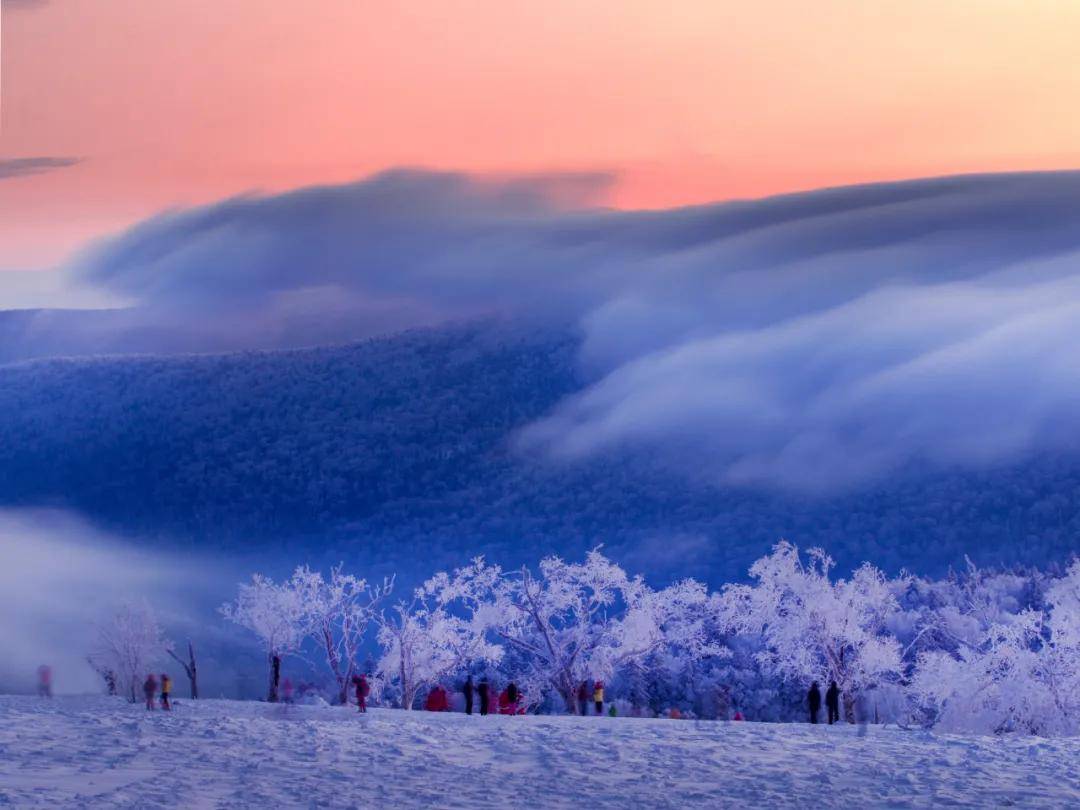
[2, 0, 1080, 269]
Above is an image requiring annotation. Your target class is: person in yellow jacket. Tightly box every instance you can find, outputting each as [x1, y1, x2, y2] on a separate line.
[593, 681, 604, 715]
[160, 673, 172, 711]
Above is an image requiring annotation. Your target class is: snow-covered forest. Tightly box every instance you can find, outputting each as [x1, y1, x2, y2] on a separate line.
[3, 321, 1079, 585]
[92, 543, 1080, 738]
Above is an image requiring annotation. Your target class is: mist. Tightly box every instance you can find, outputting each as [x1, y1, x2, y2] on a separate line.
[0, 510, 241, 695]
[12, 168, 1080, 491]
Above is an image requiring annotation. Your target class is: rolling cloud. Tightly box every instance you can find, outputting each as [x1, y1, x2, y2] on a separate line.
[58, 169, 1080, 490]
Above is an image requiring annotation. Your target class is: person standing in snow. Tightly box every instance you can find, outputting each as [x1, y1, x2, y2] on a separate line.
[36, 665, 52, 698]
[715, 685, 732, 721]
[282, 678, 294, 704]
[807, 681, 822, 724]
[143, 673, 158, 710]
[496, 683, 517, 715]
[160, 673, 172, 711]
[352, 674, 370, 713]
[577, 681, 590, 716]
[825, 681, 840, 725]
[593, 681, 604, 715]
[425, 684, 450, 712]
[478, 677, 490, 716]
[464, 675, 474, 716]
[269, 654, 282, 703]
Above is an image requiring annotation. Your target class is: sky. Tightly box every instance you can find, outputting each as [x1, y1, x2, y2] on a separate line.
[3, 0, 1080, 282]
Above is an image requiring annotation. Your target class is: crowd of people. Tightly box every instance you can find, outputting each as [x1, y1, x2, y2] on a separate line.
[37, 661, 858, 727]
[439, 676, 527, 716]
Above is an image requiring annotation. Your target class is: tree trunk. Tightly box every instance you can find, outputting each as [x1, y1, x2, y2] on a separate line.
[167, 640, 199, 699]
[400, 653, 415, 710]
[843, 692, 856, 724]
[555, 675, 576, 714]
[338, 662, 354, 707]
[268, 653, 281, 702]
[188, 641, 198, 700]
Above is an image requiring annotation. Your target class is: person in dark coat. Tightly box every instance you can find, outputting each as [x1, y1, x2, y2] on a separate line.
[270, 654, 282, 702]
[825, 681, 840, 725]
[577, 681, 589, 716]
[464, 675, 474, 716]
[808, 681, 822, 724]
[478, 677, 490, 716]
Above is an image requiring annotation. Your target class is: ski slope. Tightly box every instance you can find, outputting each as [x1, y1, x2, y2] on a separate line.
[1, 695, 1077, 808]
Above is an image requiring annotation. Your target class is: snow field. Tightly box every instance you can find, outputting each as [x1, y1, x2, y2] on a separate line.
[1, 696, 1078, 809]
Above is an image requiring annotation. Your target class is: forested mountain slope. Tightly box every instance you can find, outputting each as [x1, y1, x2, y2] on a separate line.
[1, 322, 1076, 582]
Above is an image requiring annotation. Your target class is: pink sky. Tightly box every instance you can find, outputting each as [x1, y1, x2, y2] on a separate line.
[3, 0, 1080, 273]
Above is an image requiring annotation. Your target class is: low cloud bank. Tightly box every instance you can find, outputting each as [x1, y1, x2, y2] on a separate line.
[47, 169, 1080, 489]
[0, 510, 230, 694]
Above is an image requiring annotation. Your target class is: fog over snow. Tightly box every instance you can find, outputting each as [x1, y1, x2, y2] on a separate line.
[0, 510, 237, 695]
[29, 169, 1080, 490]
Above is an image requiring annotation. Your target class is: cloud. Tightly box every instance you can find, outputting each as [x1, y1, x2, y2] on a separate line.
[0, 156, 80, 180]
[59, 168, 1080, 490]
[3, 0, 50, 10]
[0, 268, 118, 310]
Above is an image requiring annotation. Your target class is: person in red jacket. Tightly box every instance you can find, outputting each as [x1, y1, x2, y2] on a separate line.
[37, 665, 53, 698]
[577, 681, 589, 716]
[352, 674, 370, 712]
[425, 684, 449, 712]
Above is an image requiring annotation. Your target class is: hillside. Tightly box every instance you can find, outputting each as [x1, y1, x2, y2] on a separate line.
[0, 321, 1077, 582]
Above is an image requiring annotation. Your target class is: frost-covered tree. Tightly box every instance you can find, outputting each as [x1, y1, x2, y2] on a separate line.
[719, 541, 902, 720]
[377, 559, 501, 710]
[221, 574, 312, 701]
[291, 565, 391, 705]
[1043, 560, 1080, 728]
[912, 559, 1080, 735]
[218, 545, 1080, 735]
[89, 601, 168, 703]
[452, 549, 703, 713]
[911, 612, 1055, 734]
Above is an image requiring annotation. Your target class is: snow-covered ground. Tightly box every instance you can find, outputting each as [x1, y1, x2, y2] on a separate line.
[1, 696, 1078, 809]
